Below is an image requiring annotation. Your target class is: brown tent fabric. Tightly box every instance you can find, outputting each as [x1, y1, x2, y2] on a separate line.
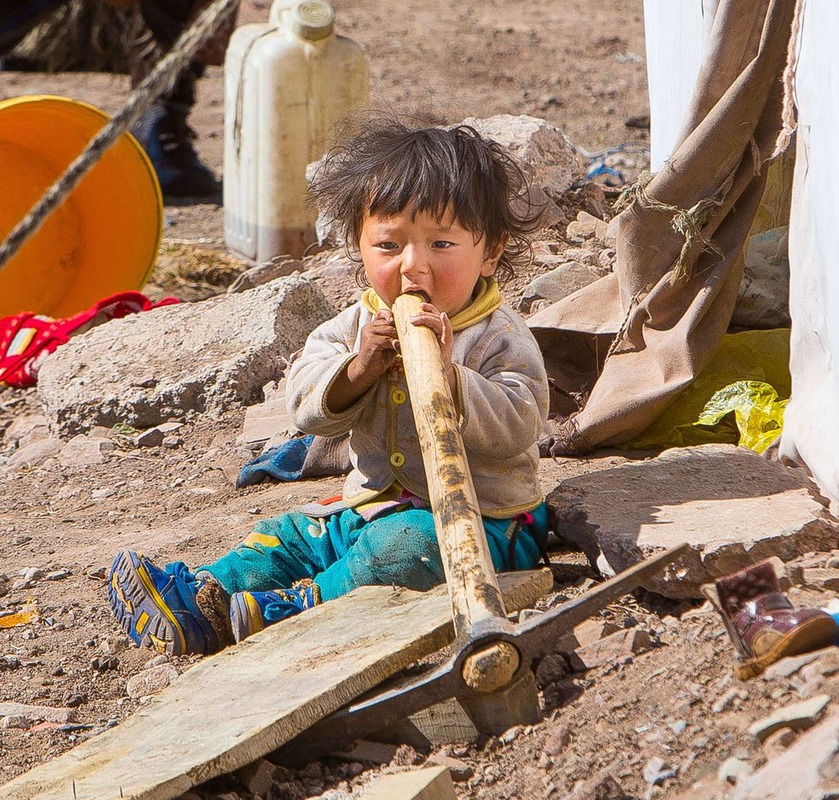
[529, 0, 796, 455]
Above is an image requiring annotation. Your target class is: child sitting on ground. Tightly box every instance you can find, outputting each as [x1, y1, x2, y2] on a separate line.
[108, 119, 551, 656]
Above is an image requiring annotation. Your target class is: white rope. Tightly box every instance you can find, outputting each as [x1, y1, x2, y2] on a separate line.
[0, 0, 239, 271]
[772, 0, 806, 158]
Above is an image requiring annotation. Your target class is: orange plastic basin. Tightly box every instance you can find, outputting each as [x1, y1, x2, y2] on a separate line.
[0, 95, 163, 318]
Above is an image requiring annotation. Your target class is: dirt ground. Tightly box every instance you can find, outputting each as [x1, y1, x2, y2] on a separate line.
[2, 2, 837, 799]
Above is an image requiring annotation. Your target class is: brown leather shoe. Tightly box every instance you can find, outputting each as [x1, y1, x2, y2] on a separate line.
[703, 560, 838, 680]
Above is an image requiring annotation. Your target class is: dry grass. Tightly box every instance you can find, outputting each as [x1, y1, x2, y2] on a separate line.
[144, 241, 251, 302]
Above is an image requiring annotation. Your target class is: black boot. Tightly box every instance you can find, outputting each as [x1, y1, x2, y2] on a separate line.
[132, 100, 220, 198]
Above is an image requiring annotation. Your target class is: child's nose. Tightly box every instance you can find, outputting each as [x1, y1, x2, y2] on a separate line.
[399, 244, 424, 275]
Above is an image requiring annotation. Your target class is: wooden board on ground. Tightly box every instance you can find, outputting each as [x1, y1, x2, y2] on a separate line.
[1, 569, 551, 800]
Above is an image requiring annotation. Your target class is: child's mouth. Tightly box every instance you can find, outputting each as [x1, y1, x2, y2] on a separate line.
[400, 288, 431, 303]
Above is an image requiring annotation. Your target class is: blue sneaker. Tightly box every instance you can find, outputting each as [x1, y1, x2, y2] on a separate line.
[229, 582, 321, 643]
[108, 550, 221, 656]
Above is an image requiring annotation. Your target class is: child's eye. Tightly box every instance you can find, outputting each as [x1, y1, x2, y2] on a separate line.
[432, 240, 454, 249]
[375, 241, 399, 251]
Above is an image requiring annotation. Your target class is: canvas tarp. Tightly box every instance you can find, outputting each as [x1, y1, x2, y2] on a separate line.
[529, 0, 797, 456]
[778, 2, 839, 513]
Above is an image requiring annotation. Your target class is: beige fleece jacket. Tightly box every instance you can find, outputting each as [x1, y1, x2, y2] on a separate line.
[286, 282, 549, 518]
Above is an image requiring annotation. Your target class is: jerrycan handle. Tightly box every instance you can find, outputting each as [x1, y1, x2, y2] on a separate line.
[268, 0, 295, 27]
[270, 0, 335, 40]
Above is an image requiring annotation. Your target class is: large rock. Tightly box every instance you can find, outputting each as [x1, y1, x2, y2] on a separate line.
[38, 276, 335, 436]
[519, 261, 602, 313]
[548, 444, 838, 599]
[5, 437, 63, 470]
[462, 114, 585, 197]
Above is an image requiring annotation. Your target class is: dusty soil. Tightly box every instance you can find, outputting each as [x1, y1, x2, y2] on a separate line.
[2, 2, 837, 800]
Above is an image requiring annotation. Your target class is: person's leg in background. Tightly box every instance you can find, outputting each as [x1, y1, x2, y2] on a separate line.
[128, 0, 238, 197]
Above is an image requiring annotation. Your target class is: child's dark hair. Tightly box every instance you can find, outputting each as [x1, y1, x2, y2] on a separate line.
[309, 118, 543, 282]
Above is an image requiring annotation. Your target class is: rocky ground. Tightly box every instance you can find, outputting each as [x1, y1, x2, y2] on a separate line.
[3, 1, 839, 799]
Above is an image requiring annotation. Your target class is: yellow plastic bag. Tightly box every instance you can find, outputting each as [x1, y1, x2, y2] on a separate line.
[694, 380, 787, 454]
[624, 328, 790, 450]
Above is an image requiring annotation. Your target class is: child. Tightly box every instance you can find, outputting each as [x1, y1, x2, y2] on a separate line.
[107, 120, 552, 656]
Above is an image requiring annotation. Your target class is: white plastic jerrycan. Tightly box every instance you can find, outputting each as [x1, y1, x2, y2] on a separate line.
[224, 0, 370, 261]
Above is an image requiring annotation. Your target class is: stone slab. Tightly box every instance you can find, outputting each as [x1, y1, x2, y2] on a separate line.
[235, 395, 296, 447]
[0, 703, 76, 724]
[747, 694, 831, 742]
[548, 444, 838, 599]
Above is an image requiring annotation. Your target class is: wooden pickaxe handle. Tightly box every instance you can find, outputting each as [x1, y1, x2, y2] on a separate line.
[392, 292, 520, 693]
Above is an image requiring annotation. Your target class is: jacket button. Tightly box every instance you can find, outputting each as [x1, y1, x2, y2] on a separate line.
[391, 388, 407, 404]
[389, 451, 405, 468]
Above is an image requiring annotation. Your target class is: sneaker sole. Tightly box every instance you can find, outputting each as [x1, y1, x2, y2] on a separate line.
[229, 592, 265, 644]
[108, 550, 187, 656]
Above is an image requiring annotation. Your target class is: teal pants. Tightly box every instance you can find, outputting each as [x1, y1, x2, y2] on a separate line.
[202, 502, 549, 601]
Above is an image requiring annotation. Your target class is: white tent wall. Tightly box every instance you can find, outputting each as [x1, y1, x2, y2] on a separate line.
[642, 0, 717, 170]
[642, 0, 839, 512]
[779, 2, 839, 514]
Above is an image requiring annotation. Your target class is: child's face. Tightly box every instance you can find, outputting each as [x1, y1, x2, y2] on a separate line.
[359, 207, 503, 316]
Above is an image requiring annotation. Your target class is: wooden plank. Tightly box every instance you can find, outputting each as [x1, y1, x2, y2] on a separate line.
[361, 766, 457, 800]
[408, 698, 479, 746]
[1, 569, 551, 800]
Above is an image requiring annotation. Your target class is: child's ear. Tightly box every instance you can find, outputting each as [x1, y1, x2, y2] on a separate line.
[481, 233, 508, 275]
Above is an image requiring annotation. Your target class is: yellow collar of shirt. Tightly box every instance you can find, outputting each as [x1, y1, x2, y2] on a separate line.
[360, 277, 503, 332]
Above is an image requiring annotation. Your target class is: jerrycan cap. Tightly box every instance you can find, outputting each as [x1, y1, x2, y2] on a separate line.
[291, 0, 335, 40]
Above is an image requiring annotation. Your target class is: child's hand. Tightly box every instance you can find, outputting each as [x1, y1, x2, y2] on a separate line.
[326, 310, 399, 413]
[353, 309, 400, 380]
[410, 303, 455, 379]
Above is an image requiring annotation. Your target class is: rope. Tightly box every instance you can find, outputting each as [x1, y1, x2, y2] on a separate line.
[0, 0, 239, 272]
[614, 168, 732, 283]
[772, 0, 806, 159]
[601, 163, 737, 367]
[601, 286, 646, 363]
